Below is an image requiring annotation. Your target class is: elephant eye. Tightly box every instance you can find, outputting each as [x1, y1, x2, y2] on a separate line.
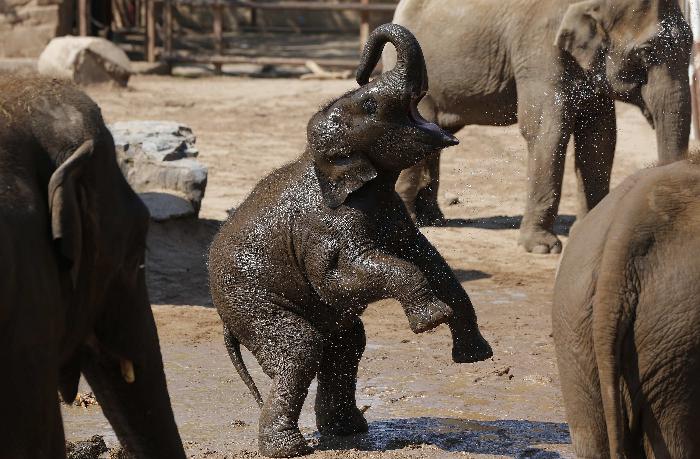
[361, 97, 378, 115]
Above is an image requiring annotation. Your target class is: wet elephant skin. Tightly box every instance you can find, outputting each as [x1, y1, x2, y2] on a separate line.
[208, 24, 493, 458]
[0, 75, 185, 458]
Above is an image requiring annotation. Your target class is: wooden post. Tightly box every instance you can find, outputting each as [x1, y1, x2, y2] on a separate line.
[146, 0, 156, 62]
[213, 1, 224, 73]
[78, 0, 91, 35]
[359, 0, 369, 51]
[164, 0, 173, 57]
[139, 0, 146, 29]
[250, 5, 257, 27]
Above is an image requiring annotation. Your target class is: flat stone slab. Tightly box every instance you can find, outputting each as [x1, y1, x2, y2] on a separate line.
[111, 120, 198, 162]
[138, 192, 197, 222]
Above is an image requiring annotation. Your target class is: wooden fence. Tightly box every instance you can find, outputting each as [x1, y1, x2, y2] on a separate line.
[76, 0, 397, 69]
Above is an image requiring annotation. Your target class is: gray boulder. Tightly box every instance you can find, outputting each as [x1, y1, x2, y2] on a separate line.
[37, 36, 131, 86]
[110, 121, 208, 221]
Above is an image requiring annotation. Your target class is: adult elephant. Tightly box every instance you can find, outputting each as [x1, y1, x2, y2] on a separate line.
[0, 75, 186, 458]
[385, 0, 692, 253]
[552, 156, 700, 456]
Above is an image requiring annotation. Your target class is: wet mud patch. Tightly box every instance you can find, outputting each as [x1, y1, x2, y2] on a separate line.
[314, 418, 570, 457]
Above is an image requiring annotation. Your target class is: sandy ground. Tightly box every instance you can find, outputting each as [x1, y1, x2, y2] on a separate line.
[61, 75, 660, 458]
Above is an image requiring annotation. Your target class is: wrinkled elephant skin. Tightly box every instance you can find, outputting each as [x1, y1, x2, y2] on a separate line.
[387, 0, 691, 253]
[553, 156, 700, 456]
[208, 24, 492, 458]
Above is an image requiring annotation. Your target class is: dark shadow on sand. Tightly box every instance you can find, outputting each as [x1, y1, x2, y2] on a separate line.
[443, 214, 576, 237]
[315, 417, 571, 457]
[145, 218, 222, 307]
[452, 269, 491, 282]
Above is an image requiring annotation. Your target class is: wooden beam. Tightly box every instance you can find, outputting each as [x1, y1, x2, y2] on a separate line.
[166, 53, 371, 70]
[171, 0, 395, 12]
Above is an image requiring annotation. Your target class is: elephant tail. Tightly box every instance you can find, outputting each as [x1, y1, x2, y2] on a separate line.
[223, 326, 263, 408]
[592, 179, 653, 458]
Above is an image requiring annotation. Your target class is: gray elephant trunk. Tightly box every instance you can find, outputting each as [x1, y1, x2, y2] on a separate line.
[642, 63, 691, 164]
[356, 23, 428, 96]
[81, 273, 186, 458]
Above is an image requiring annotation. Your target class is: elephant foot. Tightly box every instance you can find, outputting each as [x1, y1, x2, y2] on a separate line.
[452, 330, 493, 363]
[407, 300, 453, 334]
[259, 428, 312, 458]
[518, 228, 562, 254]
[317, 405, 368, 436]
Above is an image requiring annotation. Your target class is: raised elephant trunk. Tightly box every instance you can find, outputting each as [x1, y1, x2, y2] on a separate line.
[356, 23, 428, 96]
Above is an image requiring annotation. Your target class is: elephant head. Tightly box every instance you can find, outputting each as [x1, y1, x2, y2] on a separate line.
[556, 0, 692, 163]
[308, 23, 459, 208]
[44, 124, 185, 457]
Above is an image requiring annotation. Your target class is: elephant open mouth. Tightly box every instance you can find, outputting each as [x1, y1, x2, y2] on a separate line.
[409, 94, 459, 145]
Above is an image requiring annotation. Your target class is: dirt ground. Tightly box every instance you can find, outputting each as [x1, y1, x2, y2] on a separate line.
[61, 74, 660, 458]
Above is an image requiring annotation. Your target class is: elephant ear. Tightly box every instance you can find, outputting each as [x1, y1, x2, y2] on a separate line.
[314, 149, 377, 208]
[48, 139, 94, 288]
[555, 0, 608, 72]
[308, 106, 378, 208]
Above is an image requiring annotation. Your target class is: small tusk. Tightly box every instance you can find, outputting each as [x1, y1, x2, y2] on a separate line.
[120, 359, 135, 384]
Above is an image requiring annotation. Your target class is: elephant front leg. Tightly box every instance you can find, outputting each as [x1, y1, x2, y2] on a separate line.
[324, 250, 453, 334]
[315, 317, 368, 436]
[517, 85, 572, 254]
[384, 221, 492, 363]
[573, 97, 616, 223]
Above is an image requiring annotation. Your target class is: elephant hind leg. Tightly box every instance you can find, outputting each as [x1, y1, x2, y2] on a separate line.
[557, 360, 609, 457]
[641, 406, 700, 458]
[315, 316, 368, 436]
[553, 312, 608, 458]
[231, 302, 322, 458]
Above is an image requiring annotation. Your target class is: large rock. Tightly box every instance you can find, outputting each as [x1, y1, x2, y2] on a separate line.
[110, 121, 208, 221]
[38, 36, 131, 86]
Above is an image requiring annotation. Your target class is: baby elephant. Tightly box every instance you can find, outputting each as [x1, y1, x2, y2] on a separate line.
[209, 24, 493, 458]
[553, 156, 700, 457]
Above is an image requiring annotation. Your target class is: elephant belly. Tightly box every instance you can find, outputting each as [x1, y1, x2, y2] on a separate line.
[433, 87, 518, 128]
